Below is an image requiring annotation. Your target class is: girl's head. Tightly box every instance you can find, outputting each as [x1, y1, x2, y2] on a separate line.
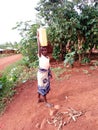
[41, 46, 47, 56]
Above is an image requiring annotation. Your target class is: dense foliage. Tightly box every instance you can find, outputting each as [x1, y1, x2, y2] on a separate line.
[36, 0, 98, 62]
[13, 0, 98, 64]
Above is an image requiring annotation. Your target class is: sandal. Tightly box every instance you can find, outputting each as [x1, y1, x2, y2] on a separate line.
[45, 103, 54, 108]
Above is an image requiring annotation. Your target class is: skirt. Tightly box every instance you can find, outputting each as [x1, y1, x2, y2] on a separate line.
[37, 68, 51, 96]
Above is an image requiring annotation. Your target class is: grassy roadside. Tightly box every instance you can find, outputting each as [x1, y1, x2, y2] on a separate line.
[0, 59, 37, 114]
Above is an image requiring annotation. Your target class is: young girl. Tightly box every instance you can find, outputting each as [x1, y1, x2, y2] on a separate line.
[37, 32, 53, 107]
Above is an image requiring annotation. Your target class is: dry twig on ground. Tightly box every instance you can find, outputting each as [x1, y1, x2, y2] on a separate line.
[47, 107, 83, 130]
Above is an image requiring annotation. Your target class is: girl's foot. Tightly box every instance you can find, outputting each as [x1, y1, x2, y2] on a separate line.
[37, 98, 44, 103]
[45, 102, 54, 108]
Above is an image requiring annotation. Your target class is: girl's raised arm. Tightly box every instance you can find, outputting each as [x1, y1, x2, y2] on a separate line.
[37, 31, 41, 57]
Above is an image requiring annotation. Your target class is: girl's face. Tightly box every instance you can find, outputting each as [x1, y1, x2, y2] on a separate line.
[41, 47, 47, 56]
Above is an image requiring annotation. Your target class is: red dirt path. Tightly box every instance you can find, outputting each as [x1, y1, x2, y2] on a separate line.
[0, 55, 98, 130]
[0, 54, 22, 71]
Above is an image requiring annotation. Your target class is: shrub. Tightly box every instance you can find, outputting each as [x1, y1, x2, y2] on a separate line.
[0, 59, 37, 114]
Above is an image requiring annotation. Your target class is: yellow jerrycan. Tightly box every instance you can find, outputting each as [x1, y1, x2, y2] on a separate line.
[37, 28, 48, 46]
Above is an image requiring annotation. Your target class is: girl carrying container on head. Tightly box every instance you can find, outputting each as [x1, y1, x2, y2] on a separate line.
[37, 28, 53, 107]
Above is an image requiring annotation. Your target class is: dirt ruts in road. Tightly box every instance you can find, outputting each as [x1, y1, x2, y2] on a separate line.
[0, 54, 22, 71]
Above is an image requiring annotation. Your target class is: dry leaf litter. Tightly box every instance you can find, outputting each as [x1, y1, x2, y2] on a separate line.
[47, 107, 83, 130]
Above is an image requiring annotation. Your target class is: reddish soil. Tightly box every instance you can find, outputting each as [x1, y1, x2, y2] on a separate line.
[0, 54, 22, 71]
[0, 55, 98, 130]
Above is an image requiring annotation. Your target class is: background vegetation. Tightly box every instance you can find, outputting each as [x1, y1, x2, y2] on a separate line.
[1, 0, 98, 65]
[12, 0, 98, 64]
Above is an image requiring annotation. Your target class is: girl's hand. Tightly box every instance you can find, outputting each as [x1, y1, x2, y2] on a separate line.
[49, 75, 52, 79]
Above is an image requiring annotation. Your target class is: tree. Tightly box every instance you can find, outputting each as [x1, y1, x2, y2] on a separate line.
[36, 0, 79, 60]
[13, 21, 40, 66]
[76, 2, 98, 61]
[36, 0, 98, 63]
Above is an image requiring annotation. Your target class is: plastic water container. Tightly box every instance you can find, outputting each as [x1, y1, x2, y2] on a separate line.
[37, 28, 48, 46]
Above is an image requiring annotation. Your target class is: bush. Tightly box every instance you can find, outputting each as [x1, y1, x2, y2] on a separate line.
[64, 51, 75, 67]
[0, 59, 37, 114]
[81, 57, 90, 64]
[52, 44, 60, 60]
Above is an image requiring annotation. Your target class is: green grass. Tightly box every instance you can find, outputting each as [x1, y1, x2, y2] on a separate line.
[0, 59, 37, 114]
[0, 54, 14, 58]
[52, 67, 66, 80]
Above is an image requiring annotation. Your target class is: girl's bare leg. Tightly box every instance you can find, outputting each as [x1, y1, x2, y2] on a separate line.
[43, 95, 47, 103]
[38, 93, 41, 103]
[38, 93, 44, 103]
[43, 95, 53, 107]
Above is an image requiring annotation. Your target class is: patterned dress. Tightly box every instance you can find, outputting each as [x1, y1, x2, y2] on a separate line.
[37, 55, 51, 96]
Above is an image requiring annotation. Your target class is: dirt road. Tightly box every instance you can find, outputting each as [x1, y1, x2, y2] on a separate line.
[0, 59, 98, 130]
[0, 54, 22, 71]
